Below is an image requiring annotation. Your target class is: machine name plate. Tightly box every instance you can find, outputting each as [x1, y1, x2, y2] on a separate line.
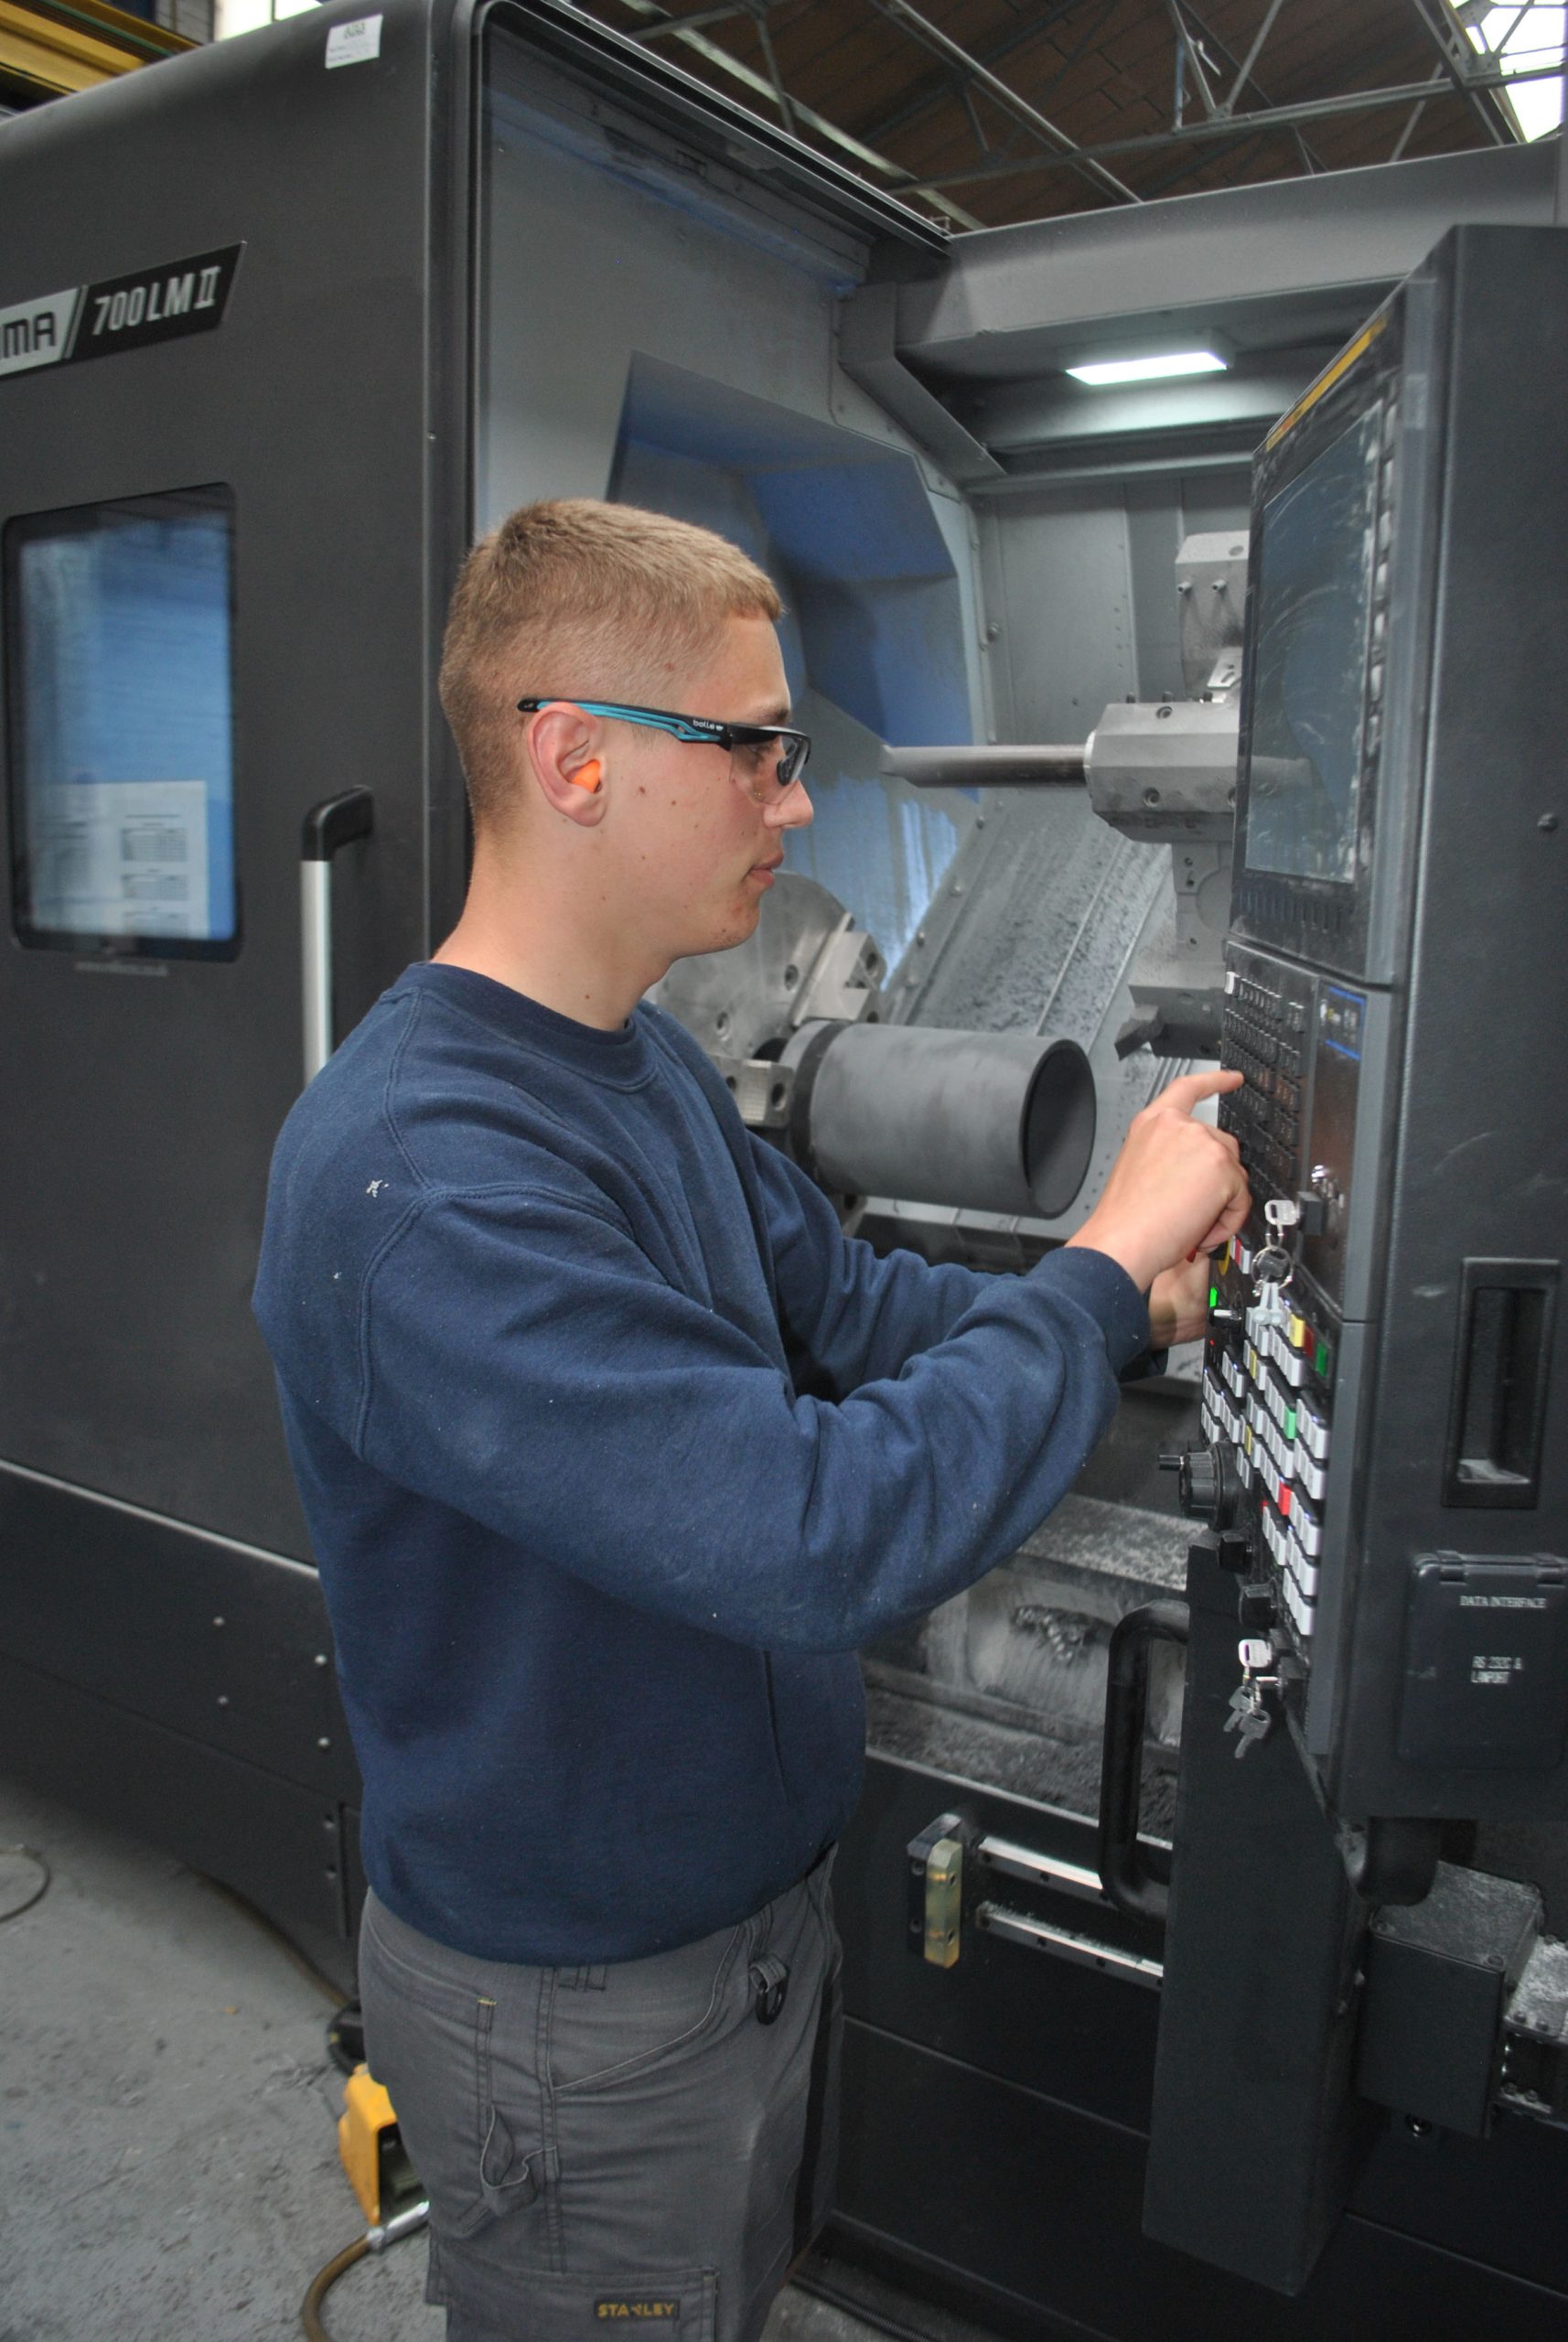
[0, 245, 242, 381]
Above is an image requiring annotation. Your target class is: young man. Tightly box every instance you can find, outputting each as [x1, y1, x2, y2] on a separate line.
[254, 500, 1246, 2342]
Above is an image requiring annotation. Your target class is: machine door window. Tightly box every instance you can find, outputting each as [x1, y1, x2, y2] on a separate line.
[5, 485, 238, 955]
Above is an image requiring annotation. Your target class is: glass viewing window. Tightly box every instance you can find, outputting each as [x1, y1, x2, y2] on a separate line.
[5, 485, 238, 955]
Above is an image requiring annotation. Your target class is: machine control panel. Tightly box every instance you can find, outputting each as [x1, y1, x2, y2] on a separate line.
[1215, 953, 1315, 1213]
[1199, 1240, 1334, 1651]
[1200, 939, 1366, 1663]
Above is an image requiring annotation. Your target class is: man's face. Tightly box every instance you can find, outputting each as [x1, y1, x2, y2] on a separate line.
[603, 614, 813, 972]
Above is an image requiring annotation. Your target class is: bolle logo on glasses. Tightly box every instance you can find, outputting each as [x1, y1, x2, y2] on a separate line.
[0, 245, 242, 382]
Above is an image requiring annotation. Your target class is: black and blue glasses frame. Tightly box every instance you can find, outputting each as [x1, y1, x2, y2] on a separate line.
[516, 698, 811, 793]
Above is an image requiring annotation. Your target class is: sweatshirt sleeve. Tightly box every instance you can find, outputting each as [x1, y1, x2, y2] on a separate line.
[749, 1137, 1000, 1394]
[750, 1136, 1161, 1394]
[349, 1183, 1149, 1656]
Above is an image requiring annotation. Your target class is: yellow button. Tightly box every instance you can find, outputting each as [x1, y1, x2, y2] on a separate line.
[1288, 1313, 1309, 1351]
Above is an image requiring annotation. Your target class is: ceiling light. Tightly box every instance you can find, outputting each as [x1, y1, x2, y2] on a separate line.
[1066, 349, 1230, 386]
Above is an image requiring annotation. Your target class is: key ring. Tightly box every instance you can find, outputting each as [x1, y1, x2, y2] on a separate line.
[1255, 1198, 1299, 1294]
[1251, 1241, 1293, 1292]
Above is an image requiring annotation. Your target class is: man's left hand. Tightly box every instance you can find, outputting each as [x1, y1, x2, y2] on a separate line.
[1148, 1253, 1216, 1350]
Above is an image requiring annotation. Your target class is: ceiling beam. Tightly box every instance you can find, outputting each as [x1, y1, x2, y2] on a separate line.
[1406, 0, 1513, 142]
[897, 52, 1562, 191]
[749, 3, 799, 136]
[1220, 0, 1287, 115]
[602, 0, 988, 227]
[627, 5, 751, 40]
[855, 0, 1100, 147]
[1174, 0, 1330, 173]
[1135, 123, 1273, 199]
[1388, 61, 1448, 160]
[1165, 0, 1221, 119]
[860, 0, 1144, 205]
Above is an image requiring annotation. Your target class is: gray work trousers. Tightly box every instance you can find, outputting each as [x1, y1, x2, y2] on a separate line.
[358, 1854, 842, 2342]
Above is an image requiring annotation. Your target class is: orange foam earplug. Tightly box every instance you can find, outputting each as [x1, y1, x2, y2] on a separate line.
[571, 759, 604, 795]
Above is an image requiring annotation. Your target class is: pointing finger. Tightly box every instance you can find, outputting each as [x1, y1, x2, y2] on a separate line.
[1157, 1068, 1244, 1116]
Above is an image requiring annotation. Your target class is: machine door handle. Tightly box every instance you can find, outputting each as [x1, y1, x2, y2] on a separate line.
[973, 1902, 1164, 1989]
[300, 789, 374, 1086]
[1098, 1598, 1189, 1927]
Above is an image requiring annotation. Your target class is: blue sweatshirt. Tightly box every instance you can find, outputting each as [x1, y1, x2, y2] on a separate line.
[253, 963, 1149, 1964]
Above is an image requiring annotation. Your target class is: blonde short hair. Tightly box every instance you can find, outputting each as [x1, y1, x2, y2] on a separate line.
[438, 499, 783, 829]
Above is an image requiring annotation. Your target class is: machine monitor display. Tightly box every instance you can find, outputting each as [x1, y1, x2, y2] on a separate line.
[5, 486, 238, 953]
[1243, 406, 1380, 886]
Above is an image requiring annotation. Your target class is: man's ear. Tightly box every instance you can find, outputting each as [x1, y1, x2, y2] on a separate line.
[524, 705, 609, 826]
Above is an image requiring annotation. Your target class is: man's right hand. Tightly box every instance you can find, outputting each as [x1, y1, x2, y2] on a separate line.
[1065, 1069, 1249, 1293]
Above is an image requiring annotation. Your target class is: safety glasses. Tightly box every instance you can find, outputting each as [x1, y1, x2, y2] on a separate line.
[516, 698, 811, 801]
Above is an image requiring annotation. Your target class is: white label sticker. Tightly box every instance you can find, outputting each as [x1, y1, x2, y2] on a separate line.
[325, 14, 381, 68]
[0, 286, 81, 379]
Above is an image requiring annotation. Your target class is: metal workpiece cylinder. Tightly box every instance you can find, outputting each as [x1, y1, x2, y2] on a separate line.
[793, 1021, 1096, 1219]
[879, 743, 1087, 790]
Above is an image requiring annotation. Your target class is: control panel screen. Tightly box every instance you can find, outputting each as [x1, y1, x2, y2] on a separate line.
[1243, 407, 1380, 886]
[5, 486, 237, 954]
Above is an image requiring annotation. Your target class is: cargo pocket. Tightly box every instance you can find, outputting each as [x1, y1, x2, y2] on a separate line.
[475, 2004, 543, 2224]
[358, 1910, 542, 2244]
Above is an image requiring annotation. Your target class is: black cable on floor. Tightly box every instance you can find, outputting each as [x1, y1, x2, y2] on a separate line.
[0, 1844, 49, 1925]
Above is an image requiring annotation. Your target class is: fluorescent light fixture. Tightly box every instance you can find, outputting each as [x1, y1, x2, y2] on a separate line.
[1067, 349, 1230, 387]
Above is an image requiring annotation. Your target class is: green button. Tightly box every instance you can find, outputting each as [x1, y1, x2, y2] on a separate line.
[1315, 1338, 1333, 1379]
[1284, 1406, 1297, 1439]
[1208, 1286, 1219, 1310]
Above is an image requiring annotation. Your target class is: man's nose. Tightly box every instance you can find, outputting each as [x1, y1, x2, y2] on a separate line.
[767, 779, 812, 832]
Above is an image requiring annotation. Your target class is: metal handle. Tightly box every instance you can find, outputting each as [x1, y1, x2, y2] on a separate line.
[974, 1902, 1164, 1990]
[1098, 1598, 1189, 1926]
[300, 789, 373, 1086]
[975, 1833, 1105, 1905]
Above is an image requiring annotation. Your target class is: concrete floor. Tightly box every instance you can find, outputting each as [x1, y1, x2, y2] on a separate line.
[0, 1774, 878, 2342]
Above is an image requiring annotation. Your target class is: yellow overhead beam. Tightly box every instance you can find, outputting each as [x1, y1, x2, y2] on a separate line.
[0, 0, 192, 97]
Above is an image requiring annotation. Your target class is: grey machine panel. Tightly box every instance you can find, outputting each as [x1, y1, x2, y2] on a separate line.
[0, 8, 458, 1562]
[1202, 228, 1568, 1825]
[0, 0, 951, 1821]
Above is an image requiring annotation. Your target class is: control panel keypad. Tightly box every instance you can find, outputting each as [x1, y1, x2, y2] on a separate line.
[1205, 944, 1342, 1656]
[1218, 966, 1314, 1208]
[1201, 1235, 1337, 1653]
